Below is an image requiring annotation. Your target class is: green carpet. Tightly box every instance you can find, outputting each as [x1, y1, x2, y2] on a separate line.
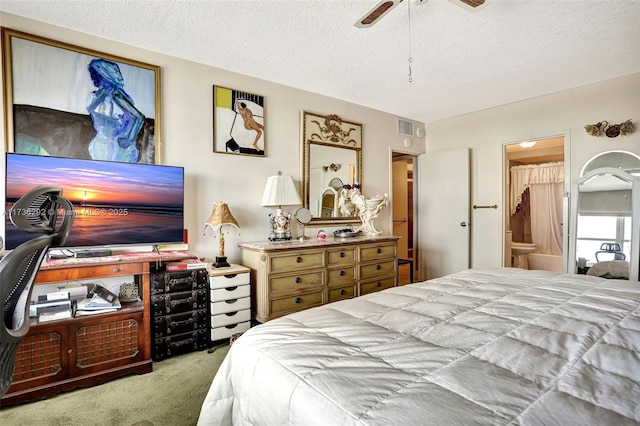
[0, 345, 230, 426]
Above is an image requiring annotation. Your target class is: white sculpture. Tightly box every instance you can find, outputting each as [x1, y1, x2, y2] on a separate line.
[350, 188, 389, 235]
[338, 187, 356, 217]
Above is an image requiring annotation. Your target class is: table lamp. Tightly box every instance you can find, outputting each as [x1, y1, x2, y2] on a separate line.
[204, 202, 239, 268]
[261, 171, 302, 241]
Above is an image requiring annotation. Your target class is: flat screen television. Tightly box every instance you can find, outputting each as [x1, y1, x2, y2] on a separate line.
[4, 153, 185, 251]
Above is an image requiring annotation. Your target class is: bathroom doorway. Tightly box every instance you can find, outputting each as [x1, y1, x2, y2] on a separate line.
[504, 136, 567, 272]
[392, 151, 417, 284]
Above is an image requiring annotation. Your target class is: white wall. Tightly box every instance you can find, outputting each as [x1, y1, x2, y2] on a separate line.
[0, 13, 426, 263]
[424, 72, 640, 269]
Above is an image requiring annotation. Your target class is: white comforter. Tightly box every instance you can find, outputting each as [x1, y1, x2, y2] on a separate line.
[198, 268, 640, 425]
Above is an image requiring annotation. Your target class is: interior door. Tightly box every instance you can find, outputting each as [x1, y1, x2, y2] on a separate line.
[418, 148, 470, 280]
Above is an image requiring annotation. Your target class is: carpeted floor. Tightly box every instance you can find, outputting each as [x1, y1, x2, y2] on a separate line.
[0, 345, 230, 426]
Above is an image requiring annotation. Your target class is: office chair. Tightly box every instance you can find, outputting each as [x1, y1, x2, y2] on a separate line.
[595, 242, 626, 262]
[0, 186, 73, 397]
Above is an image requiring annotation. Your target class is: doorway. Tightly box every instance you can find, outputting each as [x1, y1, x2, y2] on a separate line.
[504, 136, 567, 272]
[392, 152, 417, 284]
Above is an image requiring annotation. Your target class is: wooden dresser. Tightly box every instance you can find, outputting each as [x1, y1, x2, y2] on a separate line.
[239, 235, 400, 323]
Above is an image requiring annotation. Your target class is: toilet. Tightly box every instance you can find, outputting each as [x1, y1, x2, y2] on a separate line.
[511, 242, 537, 269]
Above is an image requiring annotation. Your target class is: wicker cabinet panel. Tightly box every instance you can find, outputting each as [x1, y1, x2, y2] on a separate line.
[70, 313, 144, 374]
[8, 328, 66, 393]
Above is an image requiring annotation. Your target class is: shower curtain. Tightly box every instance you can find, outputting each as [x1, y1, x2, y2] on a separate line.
[510, 162, 564, 255]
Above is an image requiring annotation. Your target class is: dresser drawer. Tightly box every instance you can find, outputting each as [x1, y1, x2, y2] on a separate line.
[328, 285, 355, 303]
[211, 321, 251, 341]
[211, 296, 251, 315]
[269, 271, 323, 294]
[210, 284, 250, 302]
[270, 291, 323, 317]
[360, 276, 396, 295]
[326, 266, 356, 286]
[209, 272, 250, 289]
[359, 260, 396, 280]
[360, 243, 396, 262]
[269, 251, 325, 273]
[327, 247, 356, 266]
[211, 309, 251, 328]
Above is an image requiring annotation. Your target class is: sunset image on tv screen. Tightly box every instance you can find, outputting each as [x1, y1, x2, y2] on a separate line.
[5, 153, 184, 249]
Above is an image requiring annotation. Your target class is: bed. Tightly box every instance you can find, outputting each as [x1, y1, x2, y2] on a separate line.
[197, 268, 640, 425]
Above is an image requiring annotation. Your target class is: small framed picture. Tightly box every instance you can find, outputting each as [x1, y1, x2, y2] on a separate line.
[213, 85, 265, 157]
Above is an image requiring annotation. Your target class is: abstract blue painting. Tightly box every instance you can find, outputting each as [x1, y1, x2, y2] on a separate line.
[2, 29, 160, 164]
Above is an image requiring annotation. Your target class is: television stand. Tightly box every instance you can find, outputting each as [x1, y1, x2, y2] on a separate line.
[1, 250, 197, 406]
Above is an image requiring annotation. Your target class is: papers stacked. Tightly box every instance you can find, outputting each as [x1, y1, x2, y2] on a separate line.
[75, 294, 122, 316]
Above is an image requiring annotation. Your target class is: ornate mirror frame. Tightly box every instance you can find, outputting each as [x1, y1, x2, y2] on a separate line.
[301, 111, 363, 225]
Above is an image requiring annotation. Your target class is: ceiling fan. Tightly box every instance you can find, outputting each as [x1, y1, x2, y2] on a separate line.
[354, 0, 485, 28]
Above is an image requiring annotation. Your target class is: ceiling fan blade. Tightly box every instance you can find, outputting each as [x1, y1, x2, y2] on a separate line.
[460, 0, 485, 7]
[450, 0, 486, 11]
[354, 0, 404, 28]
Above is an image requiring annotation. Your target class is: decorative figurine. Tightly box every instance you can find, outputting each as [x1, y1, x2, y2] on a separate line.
[350, 188, 389, 235]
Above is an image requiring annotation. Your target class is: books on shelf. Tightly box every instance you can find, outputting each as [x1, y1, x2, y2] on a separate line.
[166, 258, 208, 271]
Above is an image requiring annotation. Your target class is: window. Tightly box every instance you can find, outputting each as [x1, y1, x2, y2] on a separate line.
[576, 215, 631, 263]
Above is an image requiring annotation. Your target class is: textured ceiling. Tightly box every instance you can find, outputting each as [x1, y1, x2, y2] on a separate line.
[1, 0, 639, 124]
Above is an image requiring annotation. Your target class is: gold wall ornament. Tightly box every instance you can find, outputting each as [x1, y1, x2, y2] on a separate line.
[585, 120, 634, 138]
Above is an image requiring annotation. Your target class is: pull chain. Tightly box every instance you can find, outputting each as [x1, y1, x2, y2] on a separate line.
[408, 0, 413, 83]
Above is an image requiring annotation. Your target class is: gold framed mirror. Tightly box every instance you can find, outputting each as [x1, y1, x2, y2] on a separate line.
[301, 111, 363, 225]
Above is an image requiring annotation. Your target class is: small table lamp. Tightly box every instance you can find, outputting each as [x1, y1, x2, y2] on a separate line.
[261, 171, 302, 241]
[204, 202, 239, 268]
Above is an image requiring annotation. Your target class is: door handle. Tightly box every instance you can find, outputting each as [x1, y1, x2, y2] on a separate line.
[460, 222, 468, 227]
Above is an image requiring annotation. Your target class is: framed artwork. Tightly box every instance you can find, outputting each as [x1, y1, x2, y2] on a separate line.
[1, 28, 161, 164]
[213, 85, 265, 156]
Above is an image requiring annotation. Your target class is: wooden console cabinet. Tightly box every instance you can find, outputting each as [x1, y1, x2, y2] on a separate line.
[239, 236, 400, 323]
[1, 251, 194, 407]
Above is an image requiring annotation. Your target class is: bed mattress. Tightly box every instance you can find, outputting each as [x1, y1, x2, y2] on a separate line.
[198, 268, 640, 425]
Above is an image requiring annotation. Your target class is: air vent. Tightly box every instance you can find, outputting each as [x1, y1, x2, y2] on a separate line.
[397, 118, 414, 136]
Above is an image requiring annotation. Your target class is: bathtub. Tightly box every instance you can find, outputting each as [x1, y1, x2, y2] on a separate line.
[527, 253, 564, 272]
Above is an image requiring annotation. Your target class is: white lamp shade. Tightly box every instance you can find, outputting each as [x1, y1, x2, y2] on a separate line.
[261, 173, 302, 207]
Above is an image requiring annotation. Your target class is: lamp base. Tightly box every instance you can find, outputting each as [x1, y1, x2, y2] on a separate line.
[212, 256, 230, 268]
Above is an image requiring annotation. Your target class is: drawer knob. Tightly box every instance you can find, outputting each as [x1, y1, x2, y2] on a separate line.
[377, 282, 382, 287]
[340, 252, 345, 258]
[340, 289, 345, 295]
[296, 256, 303, 263]
[295, 297, 302, 303]
[376, 264, 382, 270]
[377, 248, 382, 254]
[113, 267, 120, 273]
[295, 277, 302, 284]
[339, 270, 345, 276]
